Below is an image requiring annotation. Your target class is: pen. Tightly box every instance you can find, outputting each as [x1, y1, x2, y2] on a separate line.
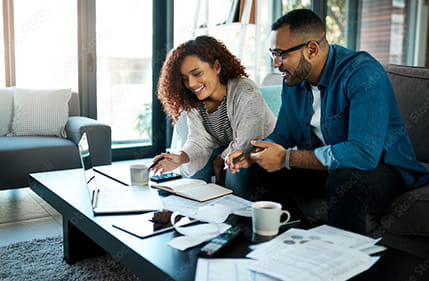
[148, 152, 169, 170]
[224, 146, 256, 170]
[91, 189, 100, 208]
[232, 146, 255, 164]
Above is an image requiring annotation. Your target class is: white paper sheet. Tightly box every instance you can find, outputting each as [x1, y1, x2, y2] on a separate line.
[161, 194, 252, 219]
[247, 228, 358, 259]
[164, 194, 252, 251]
[247, 240, 378, 281]
[167, 223, 230, 251]
[167, 233, 218, 251]
[307, 224, 380, 250]
[195, 258, 280, 281]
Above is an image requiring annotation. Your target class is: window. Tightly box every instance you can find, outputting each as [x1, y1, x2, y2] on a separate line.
[14, 0, 77, 89]
[326, 0, 346, 46]
[0, 9, 5, 87]
[358, 0, 410, 64]
[281, 0, 310, 13]
[96, 0, 153, 148]
[0, 0, 167, 161]
[174, 0, 272, 85]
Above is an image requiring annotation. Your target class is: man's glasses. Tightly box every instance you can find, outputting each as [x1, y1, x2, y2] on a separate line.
[269, 40, 320, 60]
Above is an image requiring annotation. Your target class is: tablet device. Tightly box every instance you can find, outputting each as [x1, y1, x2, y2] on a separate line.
[112, 210, 196, 238]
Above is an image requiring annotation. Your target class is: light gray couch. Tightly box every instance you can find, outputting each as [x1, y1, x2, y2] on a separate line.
[0, 92, 112, 189]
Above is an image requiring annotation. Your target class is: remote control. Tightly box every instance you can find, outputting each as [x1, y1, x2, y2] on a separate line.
[197, 226, 242, 258]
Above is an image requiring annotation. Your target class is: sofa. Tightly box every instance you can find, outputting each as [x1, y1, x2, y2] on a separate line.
[374, 64, 429, 258]
[0, 89, 112, 190]
[265, 64, 429, 259]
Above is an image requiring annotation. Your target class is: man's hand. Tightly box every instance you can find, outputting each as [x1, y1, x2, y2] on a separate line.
[250, 140, 287, 172]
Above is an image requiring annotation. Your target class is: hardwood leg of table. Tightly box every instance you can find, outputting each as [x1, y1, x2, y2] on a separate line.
[62, 217, 106, 264]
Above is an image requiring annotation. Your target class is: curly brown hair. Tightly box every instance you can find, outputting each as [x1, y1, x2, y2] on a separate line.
[157, 35, 248, 123]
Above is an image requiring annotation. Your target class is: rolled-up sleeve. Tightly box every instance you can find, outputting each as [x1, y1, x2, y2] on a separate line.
[314, 145, 340, 169]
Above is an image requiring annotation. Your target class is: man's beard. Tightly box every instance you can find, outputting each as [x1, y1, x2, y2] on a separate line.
[282, 52, 312, 86]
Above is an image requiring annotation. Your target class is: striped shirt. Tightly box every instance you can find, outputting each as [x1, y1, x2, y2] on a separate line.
[197, 96, 233, 147]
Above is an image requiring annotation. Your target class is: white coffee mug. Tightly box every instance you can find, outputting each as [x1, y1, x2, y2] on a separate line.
[130, 164, 149, 186]
[251, 201, 291, 236]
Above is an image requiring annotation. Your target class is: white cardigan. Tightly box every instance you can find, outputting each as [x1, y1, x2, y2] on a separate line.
[179, 78, 276, 177]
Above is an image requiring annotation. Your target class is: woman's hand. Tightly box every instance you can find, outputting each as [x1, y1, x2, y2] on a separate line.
[212, 156, 226, 186]
[225, 149, 253, 173]
[150, 152, 189, 175]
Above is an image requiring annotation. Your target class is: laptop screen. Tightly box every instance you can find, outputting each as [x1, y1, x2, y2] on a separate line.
[78, 132, 95, 185]
[76, 132, 164, 215]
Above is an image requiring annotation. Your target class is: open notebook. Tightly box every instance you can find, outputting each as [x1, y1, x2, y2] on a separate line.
[78, 133, 162, 215]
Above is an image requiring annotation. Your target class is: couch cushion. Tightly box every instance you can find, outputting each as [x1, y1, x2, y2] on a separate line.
[379, 184, 429, 237]
[0, 88, 14, 136]
[0, 136, 81, 187]
[384, 64, 429, 163]
[260, 85, 282, 117]
[9, 88, 72, 137]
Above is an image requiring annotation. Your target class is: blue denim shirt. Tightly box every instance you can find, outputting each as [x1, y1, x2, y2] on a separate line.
[267, 44, 429, 189]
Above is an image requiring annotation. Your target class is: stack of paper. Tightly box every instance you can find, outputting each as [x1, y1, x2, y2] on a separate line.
[161, 194, 252, 218]
[195, 225, 385, 281]
[164, 194, 253, 251]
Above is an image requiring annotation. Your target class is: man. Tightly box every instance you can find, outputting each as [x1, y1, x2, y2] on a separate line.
[226, 9, 429, 234]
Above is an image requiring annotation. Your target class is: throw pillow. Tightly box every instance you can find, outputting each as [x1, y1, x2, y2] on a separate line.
[0, 88, 14, 136]
[8, 88, 72, 137]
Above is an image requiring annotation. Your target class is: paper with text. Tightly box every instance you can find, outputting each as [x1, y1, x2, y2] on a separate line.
[307, 224, 380, 250]
[195, 258, 279, 281]
[248, 240, 379, 281]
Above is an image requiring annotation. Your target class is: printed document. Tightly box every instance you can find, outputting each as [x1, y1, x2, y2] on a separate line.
[247, 240, 379, 281]
[195, 258, 279, 281]
[246, 227, 381, 281]
[307, 224, 380, 250]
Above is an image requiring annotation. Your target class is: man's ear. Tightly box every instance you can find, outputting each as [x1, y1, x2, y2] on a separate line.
[306, 41, 319, 59]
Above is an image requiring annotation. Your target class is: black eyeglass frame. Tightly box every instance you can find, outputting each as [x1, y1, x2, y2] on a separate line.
[269, 40, 320, 59]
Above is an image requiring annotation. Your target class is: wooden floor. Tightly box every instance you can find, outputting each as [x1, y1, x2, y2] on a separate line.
[0, 187, 62, 247]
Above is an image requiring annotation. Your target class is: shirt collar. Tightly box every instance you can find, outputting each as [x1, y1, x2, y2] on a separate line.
[317, 45, 335, 89]
[297, 44, 334, 91]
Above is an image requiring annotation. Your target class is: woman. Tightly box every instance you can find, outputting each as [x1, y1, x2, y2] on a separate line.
[152, 35, 275, 199]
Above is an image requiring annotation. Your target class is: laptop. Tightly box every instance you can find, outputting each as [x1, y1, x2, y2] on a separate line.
[78, 132, 163, 215]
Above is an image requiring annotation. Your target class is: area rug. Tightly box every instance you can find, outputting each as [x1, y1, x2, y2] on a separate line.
[0, 236, 141, 281]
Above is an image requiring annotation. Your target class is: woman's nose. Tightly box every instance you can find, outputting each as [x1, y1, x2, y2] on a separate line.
[188, 76, 199, 88]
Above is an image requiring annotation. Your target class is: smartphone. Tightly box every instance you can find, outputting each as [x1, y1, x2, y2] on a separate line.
[150, 172, 182, 183]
